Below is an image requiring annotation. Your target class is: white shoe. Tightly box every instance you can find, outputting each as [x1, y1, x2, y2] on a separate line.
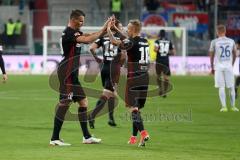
[49, 139, 71, 146]
[220, 107, 228, 112]
[82, 136, 101, 144]
[231, 107, 239, 112]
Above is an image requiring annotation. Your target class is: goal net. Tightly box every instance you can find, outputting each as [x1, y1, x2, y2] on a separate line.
[42, 26, 187, 74]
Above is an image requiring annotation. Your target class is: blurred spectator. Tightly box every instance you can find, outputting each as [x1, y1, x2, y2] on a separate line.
[218, 0, 228, 6]
[197, 0, 206, 11]
[28, 0, 34, 10]
[18, 0, 25, 15]
[110, 0, 123, 20]
[2, 0, 14, 5]
[14, 19, 23, 43]
[4, 18, 16, 48]
[144, 0, 160, 13]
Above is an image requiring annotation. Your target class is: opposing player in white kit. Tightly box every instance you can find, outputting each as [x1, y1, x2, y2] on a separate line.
[209, 25, 239, 112]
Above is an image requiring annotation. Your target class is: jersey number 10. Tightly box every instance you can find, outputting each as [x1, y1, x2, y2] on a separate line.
[139, 46, 150, 64]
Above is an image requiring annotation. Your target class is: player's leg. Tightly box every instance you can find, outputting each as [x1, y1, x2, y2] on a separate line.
[89, 71, 114, 128]
[127, 107, 149, 146]
[89, 70, 117, 128]
[88, 71, 109, 128]
[69, 77, 101, 144]
[137, 82, 150, 147]
[108, 95, 117, 126]
[125, 79, 139, 144]
[162, 61, 171, 97]
[126, 75, 150, 146]
[219, 87, 227, 112]
[77, 98, 102, 144]
[162, 74, 170, 98]
[129, 107, 144, 144]
[77, 98, 91, 138]
[89, 88, 114, 128]
[225, 69, 239, 112]
[50, 68, 72, 146]
[108, 63, 121, 126]
[215, 70, 227, 112]
[50, 99, 72, 146]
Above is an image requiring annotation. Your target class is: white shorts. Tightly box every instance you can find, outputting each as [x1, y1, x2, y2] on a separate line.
[214, 68, 234, 88]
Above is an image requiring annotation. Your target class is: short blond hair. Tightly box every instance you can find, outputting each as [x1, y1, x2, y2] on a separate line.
[217, 25, 226, 34]
[129, 19, 142, 33]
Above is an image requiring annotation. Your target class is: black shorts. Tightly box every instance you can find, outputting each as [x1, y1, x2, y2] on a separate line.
[155, 61, 171, 76]
[58, 64, 86, 103]
[101, 64, 121, 92]
[125, 72, 149, 109]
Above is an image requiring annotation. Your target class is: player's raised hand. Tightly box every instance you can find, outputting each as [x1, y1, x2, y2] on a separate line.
[2, 74, 7, 83]
[107, 18, 113, 29]
[102, 17, 112, 32]
[111, 14, 116, 20]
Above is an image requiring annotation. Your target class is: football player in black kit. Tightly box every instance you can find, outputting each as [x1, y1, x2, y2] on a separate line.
[0, 42, 7, 83]
[154, 29, 175, 98]
[50, 9, 110, 146]
[107, 18, 150, 147]
[88, 20, 126, 129]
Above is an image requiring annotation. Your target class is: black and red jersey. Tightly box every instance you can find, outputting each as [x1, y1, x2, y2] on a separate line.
[155, 38, 174, 63]
[60, 26, 83, 76]
[61, 26, 83, 59]
[94, 35, 121, 64]
[126, 36, 150, 77]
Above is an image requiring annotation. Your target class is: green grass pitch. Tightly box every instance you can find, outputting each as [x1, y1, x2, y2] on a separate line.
[0, 75, 239, 160]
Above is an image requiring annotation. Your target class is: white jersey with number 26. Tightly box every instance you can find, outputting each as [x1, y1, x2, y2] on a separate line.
[209, 36, 236, 70]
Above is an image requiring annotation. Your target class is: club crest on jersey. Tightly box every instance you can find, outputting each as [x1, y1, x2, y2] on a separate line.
[67, 92, 73, 100]
[76, 43, 82, 47]
[74, 32, 81, 36]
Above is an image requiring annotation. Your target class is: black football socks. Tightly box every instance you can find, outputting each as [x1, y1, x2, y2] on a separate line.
[132, 110, 144, 133]
[78, 107, 91, 139]
[51, 104, 70, 141]
[90, 95, 108, 120]
[108, 97, 115, 121]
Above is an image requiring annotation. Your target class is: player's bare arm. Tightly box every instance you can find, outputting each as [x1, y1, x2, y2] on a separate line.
[82, 33, 91, 36]
[209, 51, 215, 74]
[107, 20, 122, 46]
[89, 43, 103, 63]
[76, 19, 109, 44]
[2, 74, 7, 83]
[154, 45, 159, 52]
[76, 30, 105, 44]
[170, 48, 176, 56]
[112, 24, 127, 40]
